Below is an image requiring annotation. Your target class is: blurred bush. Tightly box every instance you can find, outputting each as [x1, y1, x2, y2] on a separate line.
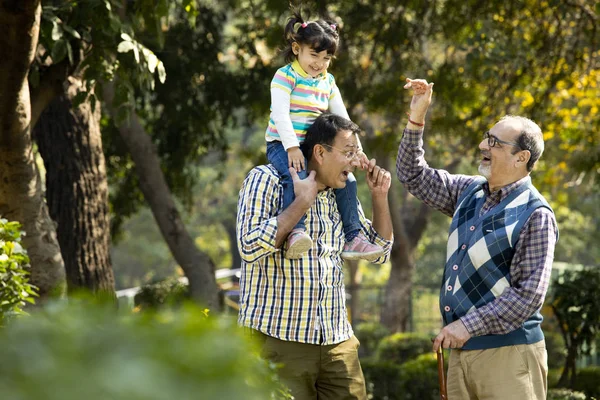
[545, 330, 567, 369]
[0, 218, 37, 324]
[547, 388, 587, 400]
[134, 278, 189, 309]
[354, 321, 391, 358]
[363, 353, 442, 400]
[573, 366, 600, 399]
[0, 300, 289, 399]
[362, 360, 402, 400]
[374, 332, 432, 364]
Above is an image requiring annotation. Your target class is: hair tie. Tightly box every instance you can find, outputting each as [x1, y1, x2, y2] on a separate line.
[301, 22, 308, 28]
[330, 24, 337, 30]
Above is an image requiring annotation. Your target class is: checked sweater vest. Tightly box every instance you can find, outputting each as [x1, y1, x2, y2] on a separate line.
[441, 177, 553, 350]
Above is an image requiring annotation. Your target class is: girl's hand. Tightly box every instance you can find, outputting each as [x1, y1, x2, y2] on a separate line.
[287, 147, 305, 172]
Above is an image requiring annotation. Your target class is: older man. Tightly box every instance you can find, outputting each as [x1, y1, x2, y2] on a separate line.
[396, 79, 558, 400]
[237, 113, 393, 399]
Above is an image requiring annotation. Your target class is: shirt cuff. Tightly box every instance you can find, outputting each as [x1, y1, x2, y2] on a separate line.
[460, 309, 488, 337]
[245, 217, 279, 254]
[402, 128, 424, 146]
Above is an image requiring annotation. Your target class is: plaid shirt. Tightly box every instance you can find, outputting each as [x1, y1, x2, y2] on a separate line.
[397, 128, 558, 337]
[237, 165, 392, 345]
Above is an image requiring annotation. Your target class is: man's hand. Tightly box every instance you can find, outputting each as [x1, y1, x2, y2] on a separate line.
[287, 147, 305, 172]
[364, 158, 391, 196]
[289, 167, 317, 208]
[432, 320, 471, 352]
[403, 78, 434, 123]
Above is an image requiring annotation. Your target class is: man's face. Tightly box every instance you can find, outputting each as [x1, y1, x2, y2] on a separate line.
[316, 129, 360, 190]
[478, 119, 525, 187]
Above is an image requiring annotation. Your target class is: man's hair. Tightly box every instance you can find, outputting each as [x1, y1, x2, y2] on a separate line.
[501, 115, 544, 172]
[301, 114, 361, 161]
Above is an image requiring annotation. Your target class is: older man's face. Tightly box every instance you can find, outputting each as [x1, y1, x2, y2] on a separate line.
[317, 129, 360, 190]
[478, 119, 526, 188]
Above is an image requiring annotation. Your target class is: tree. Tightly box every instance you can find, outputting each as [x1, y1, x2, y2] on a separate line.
[33, 77, 115, 295]
[550, 267, 600, 388]
[0, 0, 66, 299]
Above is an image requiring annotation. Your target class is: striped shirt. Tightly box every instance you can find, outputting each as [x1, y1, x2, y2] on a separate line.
[237, 165, 393, 345]
[396, 128, 558, 337]
[265, 60, 348, 150]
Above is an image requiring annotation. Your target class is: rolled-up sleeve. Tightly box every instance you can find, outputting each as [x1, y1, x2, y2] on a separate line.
[236, 168, 280, 263]
[357, 200, 393, 264]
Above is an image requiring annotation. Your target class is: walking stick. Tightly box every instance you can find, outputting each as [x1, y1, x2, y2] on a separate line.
[436, 346, 448, 400]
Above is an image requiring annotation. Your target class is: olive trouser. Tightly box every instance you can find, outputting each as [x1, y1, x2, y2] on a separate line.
[251, 330, 367, 400]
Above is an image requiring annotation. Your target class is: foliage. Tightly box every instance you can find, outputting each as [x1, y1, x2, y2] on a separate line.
[573, 366, 600, 399]
[550, 267, 600, 386]
[0, 301, 289, 399]
[547, 388, 587, 400]
[134, 278, 189, 310]
[0, 218, 37, 325]
[397, 353, 441, 400]
[374, 332, 432, 364]
[354, 321, 391, 358]
[363, 353, 442, 400]
[546, 330, 568, 369]
[362, 360, 403, 400]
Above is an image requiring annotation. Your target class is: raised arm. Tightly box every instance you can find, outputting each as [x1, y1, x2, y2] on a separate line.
[396, 79, 476, 217]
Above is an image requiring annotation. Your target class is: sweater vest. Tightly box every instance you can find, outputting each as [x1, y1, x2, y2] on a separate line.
[441, 177, 554, 350]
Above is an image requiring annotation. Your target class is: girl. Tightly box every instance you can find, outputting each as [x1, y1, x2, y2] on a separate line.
[266, 11, 384, 260]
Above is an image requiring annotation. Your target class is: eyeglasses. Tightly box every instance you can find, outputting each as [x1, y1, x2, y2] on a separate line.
[320, 144, 362, 161]
[483, 131, 522, 149]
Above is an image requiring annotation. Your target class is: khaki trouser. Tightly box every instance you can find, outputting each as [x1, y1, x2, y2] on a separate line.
[251, 330, 367, 400]
[447, 341, 548, 400]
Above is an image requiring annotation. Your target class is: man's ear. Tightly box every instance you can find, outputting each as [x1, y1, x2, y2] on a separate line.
[517, 150, 531, 168]
[313, 144, 326, 165]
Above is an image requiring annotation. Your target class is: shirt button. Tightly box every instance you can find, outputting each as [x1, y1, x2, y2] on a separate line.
[469, 226, 475, 231]
[447, 285, 453, 291]
[461, 244, 467, 250]
[444, 306, 451, 312]
[452, 265, 458, 271]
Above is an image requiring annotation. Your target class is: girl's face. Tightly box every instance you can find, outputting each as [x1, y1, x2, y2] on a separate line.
[292, 43, 332, 77]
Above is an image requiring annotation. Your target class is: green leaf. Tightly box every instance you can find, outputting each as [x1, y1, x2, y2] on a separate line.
[51, 39, 68, 63]
[157, 61, 166, 83]
[117, 40, 135, 53]
[147, 53, 158, 74]
[51, 20, 62, 41]
[63, 24, 81, 39]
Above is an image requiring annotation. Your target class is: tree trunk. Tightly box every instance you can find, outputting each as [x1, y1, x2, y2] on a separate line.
[0, 0, 66, 300]
[376, 151, 418, 332]
[380, 179, 415, 332]
[102, 82, 219, 310]
[558, 338, 578, 388]
[347, 260, 360, 327]
[33, 77, 115, 296]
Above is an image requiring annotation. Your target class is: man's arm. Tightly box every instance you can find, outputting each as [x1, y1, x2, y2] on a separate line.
[355, 159, 394, 264]
[397, 79, 476, 217]
[236, 168, 281, 263]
